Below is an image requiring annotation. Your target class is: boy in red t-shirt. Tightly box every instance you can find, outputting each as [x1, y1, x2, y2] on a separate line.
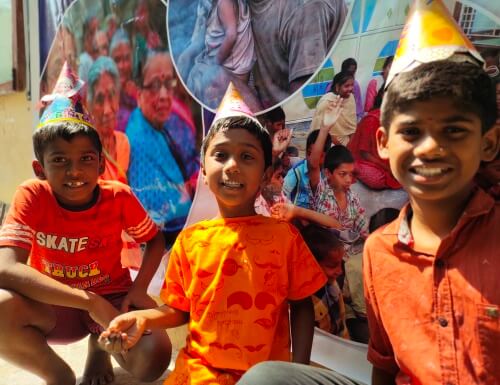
[99, 84, 326, 385]
[0, 66, 171, 385]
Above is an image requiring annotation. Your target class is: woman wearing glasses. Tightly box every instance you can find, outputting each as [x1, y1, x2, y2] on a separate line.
[126, 51, 200, 248]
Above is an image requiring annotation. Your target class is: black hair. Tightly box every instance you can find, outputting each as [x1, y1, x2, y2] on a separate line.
[382, 55, 394, 70]
[285, 146, 299, 157]
[331, 72, 354, 94]
[381, 60, 497, 133]
[369, 208, 400, 233]
[372, 82, 385, 110]
[263, 106, 285, 123]
[301, 224, 343, 262]
[33, 121, 102, 164]
[201, 116, 273, 169]
[306, 129, 332, 152]
[341, 58, 357, 73]
[324, 145, 354, 172]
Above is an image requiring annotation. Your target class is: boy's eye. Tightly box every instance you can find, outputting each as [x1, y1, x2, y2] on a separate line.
[242, 153, 255, 161]
[52, 156, 67, 163]
[81, 155, 96, 161]
[399, 126, 420, 137]
[445, 126, 467, 136]
[213, 152, 227, 160]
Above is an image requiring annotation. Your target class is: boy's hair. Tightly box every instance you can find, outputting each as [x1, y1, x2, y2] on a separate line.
[263, 106, 285, 123]
[306, 130, 332, 152]
[324, 145, 354, 172]
[381, 60, 497, 133]
[286, 146, 299, 157]
[33, 121, 102, 164]
[369, 208, 400, 233]
[301, 224, 343, 262]
[201, 116, 273, 169]
[332, 72, 354, 92]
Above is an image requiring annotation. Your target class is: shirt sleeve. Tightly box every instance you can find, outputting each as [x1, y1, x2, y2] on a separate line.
[363, 236, 399, 374]
[160, 235, 190, 312]
[351, 193, 369, 239]
[121, 186, 159, 243]
[282, 167, 298, 200]
[0, 184, 37, 251]
[287, 228, 327, 300]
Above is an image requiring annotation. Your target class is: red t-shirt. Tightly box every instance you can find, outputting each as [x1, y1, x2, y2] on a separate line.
[0, 179, 158, 294]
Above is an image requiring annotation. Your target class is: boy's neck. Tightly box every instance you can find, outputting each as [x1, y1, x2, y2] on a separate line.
[216, 204, 257, 219]
[57, 186, 100, 212]
[409, 188, 473, 252]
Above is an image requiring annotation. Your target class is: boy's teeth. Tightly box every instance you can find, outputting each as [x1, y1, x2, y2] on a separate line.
[223, 181, 241, 187]
[413, 167, 446, 177]
[67, 181, 84, 187]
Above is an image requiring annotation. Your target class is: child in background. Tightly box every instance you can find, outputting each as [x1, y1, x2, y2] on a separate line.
[312, 72, 356, 146]
[255, 157, 289, 217]
[301, 225, 347, 338]
[99, 84, 326, 385]
[0, 67, 171, 385]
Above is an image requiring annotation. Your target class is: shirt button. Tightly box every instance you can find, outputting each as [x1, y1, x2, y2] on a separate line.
[435, 259, 445, 268]
[438, 317, 448, 327]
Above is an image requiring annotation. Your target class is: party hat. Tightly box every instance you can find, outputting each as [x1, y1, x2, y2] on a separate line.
[386, 0, 483, 87]
[40, 61, 84, 103]
[212, 82, 260, 126]
[37, 62, 94, 129]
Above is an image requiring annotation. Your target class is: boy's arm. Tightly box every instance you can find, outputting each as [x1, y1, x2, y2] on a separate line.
[121, 231, 165, 312]
[372, 367, 396, 385]
[289, 297, 315, 364]
[272, 203, 342, 229]
[216, 0, 238, 65]
[100, 304, 189, 351]
[0, 246, 118, 327]
[308, 95, 342, 191]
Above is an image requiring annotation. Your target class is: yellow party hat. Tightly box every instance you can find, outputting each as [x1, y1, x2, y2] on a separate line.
[386, 0, 483, 86]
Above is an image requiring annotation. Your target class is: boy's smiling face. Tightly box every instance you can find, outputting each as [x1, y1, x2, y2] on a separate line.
[33, 135, 104, 209]
[202, 128, 267, 218]
[377, 97, 499, 204]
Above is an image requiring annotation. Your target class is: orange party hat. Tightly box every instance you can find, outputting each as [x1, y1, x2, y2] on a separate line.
[386, 0, 483, 86]
[212, 82, 259, 125]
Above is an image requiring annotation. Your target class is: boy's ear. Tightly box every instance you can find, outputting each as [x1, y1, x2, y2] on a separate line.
[32, 160, 46, 180]
[376, 126, 390, 160]
[480, 126, 500, 162]
[201, 164, 208, 185]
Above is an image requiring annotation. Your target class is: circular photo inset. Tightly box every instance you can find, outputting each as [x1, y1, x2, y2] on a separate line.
[41, 0, 203, 253]
[168, 0, 352, 113]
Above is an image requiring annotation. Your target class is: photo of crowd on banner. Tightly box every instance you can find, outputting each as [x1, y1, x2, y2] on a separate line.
[40, 0, 203, 264]
[168, 0, 350, 112]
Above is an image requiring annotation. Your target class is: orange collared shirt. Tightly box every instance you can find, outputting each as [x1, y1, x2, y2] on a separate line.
[363, 189, 500, 385]
[161, 215, 326, 385]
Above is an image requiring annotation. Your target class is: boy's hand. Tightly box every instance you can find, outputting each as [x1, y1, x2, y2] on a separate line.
[121, 287, 157, 312]
[87, 292, 120, 328]
[321, 95, 343, 129]
[272, 128, 293, 157]
[271, 202, 296, 221]
[98, 311, 147, 352]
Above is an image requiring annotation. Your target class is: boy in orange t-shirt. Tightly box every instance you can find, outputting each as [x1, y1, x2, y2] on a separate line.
[100, 85, 326, 385]
[0, 69, 171, 384]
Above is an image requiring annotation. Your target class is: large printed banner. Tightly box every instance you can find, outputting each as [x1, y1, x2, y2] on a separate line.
[37, 1, 499, 384]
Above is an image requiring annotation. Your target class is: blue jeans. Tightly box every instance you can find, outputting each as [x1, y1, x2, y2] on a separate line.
[237, 362, 361, 385]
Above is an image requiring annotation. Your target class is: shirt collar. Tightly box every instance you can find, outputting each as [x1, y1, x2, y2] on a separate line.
[382, 188, 495, 247]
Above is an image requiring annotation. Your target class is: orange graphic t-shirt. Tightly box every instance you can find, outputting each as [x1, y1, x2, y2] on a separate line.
[160, 215, 327, 385]
[0, 179, 158, 294]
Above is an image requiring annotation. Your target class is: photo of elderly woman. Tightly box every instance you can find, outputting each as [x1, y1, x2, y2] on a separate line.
[40, 0, 202, 251]
[169, 0, 351, 112]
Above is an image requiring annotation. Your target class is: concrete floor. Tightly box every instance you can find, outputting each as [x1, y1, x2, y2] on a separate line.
[0, 325, 187, 385]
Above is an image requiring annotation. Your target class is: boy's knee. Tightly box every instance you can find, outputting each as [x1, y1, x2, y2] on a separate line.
[0, 289, 55, 334]
[126, 330, 172, 381]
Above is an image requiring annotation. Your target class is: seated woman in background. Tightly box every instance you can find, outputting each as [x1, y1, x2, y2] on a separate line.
[348, 85, 401, 190]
